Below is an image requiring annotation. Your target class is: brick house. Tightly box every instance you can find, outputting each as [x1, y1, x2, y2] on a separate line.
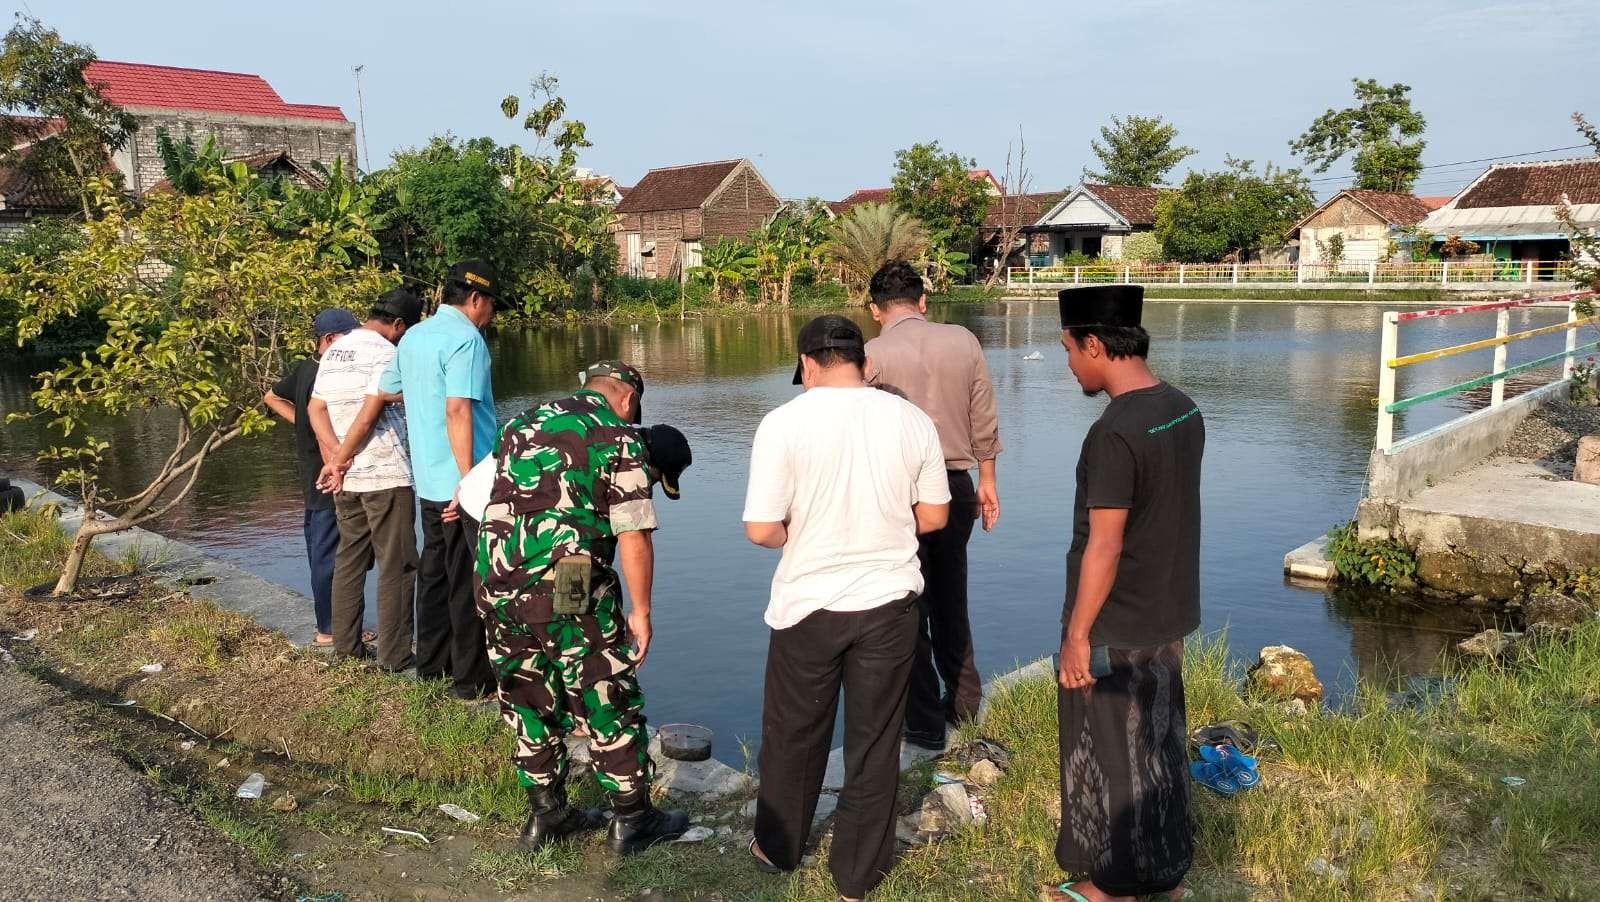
[83, 60, 356, 194]
[1418, 158, 1600, 271]
[1028, 183, 1174, 263]
[0, 118, 81, 237]
[1290, 190, 1449, 264]
[612, 159, 781, 279]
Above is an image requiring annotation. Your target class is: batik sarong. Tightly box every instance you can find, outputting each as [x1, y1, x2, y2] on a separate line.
[1057, 639, 1192, 896]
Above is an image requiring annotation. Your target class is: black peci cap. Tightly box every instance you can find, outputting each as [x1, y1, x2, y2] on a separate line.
[792, 314, 865, 384]
[448, 260, 514, 311]
[641, 424, 692, 500]
[372, 287, 424, 326]
[1058, 284, 1144, 330]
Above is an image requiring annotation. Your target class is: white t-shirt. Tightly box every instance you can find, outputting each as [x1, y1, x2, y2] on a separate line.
[742, 386, 952, 630]
[312, 328, 412, 493]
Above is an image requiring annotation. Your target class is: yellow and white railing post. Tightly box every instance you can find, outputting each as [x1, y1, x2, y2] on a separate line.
[1377, 311, 1399, 452]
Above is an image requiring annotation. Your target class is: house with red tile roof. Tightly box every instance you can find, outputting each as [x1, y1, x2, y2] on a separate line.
[1290, 189, 1450, 264]
[612, 159, 781, 279]
[81, 60, 355, 194]
[1418, 158, 1600, 273]
[1027, 182, 1175, 263]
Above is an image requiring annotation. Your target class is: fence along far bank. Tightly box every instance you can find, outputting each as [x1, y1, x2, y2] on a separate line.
[1007, 260, 1574, 291]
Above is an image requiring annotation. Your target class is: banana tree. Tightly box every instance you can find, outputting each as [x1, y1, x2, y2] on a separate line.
[691, 237, 758, 303]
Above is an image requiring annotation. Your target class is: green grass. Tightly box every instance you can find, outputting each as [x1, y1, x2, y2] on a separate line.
[0, 504, 75, 590]
[466, 846, 584, 890]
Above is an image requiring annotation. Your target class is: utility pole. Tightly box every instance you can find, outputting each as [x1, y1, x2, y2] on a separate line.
[352, 64, 371, 173]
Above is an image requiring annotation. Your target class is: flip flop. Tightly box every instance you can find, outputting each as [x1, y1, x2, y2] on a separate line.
[1198, 743, 1260, 789]
[1044, 884, 1094, 902]
[749, 837, 782, 875]
[1190, 759, 1241, 796]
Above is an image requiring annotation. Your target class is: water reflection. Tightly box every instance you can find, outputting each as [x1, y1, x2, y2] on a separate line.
[0, 300, 1566, 747]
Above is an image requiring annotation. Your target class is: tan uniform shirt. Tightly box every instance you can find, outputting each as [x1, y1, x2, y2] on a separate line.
[865, 313, 1002, 471]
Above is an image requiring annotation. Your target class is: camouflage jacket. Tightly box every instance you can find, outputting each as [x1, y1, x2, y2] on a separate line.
[476, 390, 658, 621]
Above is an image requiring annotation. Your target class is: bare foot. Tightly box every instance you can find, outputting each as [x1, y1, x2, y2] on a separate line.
[1168, 886, 1190, 900]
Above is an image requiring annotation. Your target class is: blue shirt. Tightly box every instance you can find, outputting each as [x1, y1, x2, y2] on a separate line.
[378, 304, 496, 502]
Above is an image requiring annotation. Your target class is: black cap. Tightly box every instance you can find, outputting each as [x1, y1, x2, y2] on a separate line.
[372, 287, 423, 326]
[792, 314, 866, 384]
[448, 260, 514, 311]
[641, 424, 692, 500]
[1058, 285, 1143, 330]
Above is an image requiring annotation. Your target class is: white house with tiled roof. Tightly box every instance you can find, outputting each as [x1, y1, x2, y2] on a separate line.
[1419, 158, 1600, 269]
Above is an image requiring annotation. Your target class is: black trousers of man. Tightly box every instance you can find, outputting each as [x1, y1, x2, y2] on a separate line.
[904, 470, 981, 746]
[416, 500, 494, 697]
[755, 594, 918, 901]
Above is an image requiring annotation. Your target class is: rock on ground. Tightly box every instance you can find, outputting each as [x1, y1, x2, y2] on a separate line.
[1523, 592, 1596, 631]
[1575, 436, 1600, 485]
[1246, 645, 1324, 705]
[0, 661, 281, 901]
[1458, 628, 1514, 658]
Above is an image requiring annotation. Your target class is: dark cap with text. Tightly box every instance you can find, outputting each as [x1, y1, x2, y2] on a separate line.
[448, 260, 514, 311]
[792, 314, 865, 384]
[642, 424, 692, 500]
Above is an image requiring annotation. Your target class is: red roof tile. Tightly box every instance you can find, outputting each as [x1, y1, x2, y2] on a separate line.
[1083, 183, 1172, 226]
[615, 160, 742, 213]
[83, 60, 347, 122]
[1454, 158, 1600, 209]
[1419, 196, 1452, 211]
[1343, 189, 1437, 226]
[983, 191, 1067, 230]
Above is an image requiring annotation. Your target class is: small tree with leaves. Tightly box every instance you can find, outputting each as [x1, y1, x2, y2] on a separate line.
[1, 174, 393, 595]
[1291, 78, 1427, 193]
[1084, 114, 1195, 187]
[0, 15, 136, 219]
[891, 141, 991, 257]
[1317, 231, 1347, 268]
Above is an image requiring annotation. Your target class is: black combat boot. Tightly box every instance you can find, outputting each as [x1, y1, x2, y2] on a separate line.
[518, 784, 605, 853]
[605, 788, 690, 855]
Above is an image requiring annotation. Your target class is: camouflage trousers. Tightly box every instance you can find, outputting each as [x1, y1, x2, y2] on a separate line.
[483, 599, 654, 794]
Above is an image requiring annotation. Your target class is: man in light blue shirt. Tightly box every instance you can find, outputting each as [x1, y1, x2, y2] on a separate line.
[379, 260, 505, 700]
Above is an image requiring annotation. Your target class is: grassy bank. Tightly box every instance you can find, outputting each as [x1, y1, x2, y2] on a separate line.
[4, 504, 1597, 900]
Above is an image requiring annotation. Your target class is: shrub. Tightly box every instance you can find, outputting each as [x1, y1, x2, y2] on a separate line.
[1327, 522, 1417, 589]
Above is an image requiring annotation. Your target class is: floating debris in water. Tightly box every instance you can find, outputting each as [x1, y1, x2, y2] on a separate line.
[1022, 351, 1044, 361]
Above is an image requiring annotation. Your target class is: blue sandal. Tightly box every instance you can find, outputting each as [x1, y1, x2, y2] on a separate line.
[1189, 758, 1242, 796]
[1198, 742, 1260, 789]
[1049, 885, 1094, 902]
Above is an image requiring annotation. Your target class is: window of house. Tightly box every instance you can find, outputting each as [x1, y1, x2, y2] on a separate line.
[1080, 236, 1102, 258]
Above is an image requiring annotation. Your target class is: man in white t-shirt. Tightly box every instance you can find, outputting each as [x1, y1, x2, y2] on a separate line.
[307, 288, 422, 669]
[742, 314, 951, 902]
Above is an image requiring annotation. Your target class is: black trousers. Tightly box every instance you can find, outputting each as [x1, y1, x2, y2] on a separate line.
[904, 470, 981, 742]
[415, 500, 493, 694]
[755, 595, 919, 900]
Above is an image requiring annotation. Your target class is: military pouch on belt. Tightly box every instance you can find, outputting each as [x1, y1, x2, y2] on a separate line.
[551, 554, 595, 616]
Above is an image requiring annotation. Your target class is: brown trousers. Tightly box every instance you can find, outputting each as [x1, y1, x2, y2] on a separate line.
[331, 486, 418, 670]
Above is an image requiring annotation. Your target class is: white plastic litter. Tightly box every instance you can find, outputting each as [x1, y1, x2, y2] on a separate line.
[438, 804, 481, 824]
[381, 827, 432, 844]
[179, 740, 196, 751]
[1022, 351, 1044, 361]
[14, 628, 38, 641]
[672, 826, 715, 843]
[139, 663, 163, 674]
[235, 773, 267, 800]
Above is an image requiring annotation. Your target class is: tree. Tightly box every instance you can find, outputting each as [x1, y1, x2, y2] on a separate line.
[984, 128, 1034, 287]
[1558, 112, 1600, 301]
[1290, 78, 1427, 193]
[1317, 231, 1347, 267]
[0, 15, 137, 218]
[749, 211, 828, 307]
[827, 202, 930, 300]
[691, 237, 757, 303]
[0, 173, 393, 595]
[890, 141, 991, 256]
[1154, 157, 1315, 262]
[1083, 114, 1195, 187]
[1121, 231, 1164, 263]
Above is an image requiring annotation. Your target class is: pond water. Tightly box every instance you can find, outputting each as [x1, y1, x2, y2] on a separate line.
[1, 300, 1572, 751]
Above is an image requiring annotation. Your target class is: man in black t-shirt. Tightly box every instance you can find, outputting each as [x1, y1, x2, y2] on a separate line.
[264, 309, 359, 647]
[1048, 285, 1202, 902]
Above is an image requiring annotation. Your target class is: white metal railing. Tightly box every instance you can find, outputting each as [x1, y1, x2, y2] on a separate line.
[1373, 290, 1597, 452]
[1007, 260, 1575, 289]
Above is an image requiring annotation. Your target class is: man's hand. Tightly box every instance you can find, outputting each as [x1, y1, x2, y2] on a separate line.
[977, 479, 1000, 532]
[627, 608, 652, 667]
[442, 489, 461, 523]
[316, 460, 348, 494]
[1059, 635, 1096, 691]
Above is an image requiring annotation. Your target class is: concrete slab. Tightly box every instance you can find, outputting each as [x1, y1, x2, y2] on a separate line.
[1284, 532, 1338, 582]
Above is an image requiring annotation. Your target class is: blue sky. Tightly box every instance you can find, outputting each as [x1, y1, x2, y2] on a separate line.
[22, 0, 1599, 199]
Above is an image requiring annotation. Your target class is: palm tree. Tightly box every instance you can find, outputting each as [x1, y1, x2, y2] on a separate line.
[827, 203, 930, 300]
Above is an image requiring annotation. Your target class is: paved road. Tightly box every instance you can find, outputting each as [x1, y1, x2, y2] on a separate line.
[0, 659, 282, 901]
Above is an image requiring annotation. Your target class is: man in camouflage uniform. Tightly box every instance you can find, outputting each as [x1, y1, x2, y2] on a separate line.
[476, 360, 690, 855]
